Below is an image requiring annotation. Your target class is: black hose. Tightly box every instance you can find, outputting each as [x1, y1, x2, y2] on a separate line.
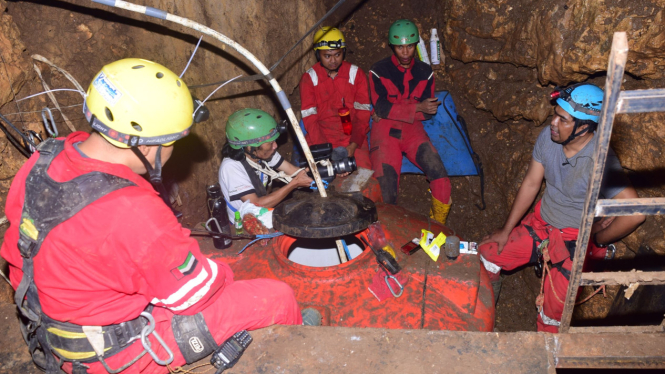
[188, 228, 256, 240]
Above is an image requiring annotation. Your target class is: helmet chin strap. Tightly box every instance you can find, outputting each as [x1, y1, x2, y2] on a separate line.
[131, 146, 182, 218]
[560, 123, 591, 146]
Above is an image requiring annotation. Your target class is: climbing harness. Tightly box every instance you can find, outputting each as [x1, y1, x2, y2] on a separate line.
[14, 139, 174, 373]
[245, 157, 305, 185]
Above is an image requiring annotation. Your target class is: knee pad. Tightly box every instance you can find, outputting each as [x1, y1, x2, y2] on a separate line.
[415, 143, 448, 180]
[376, 163, 398, 204]
[171, 313, 218, 364]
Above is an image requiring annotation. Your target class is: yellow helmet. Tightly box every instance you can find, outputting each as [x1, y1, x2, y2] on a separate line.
[83, 58, 194, 148]
[313, 27, 346, 50]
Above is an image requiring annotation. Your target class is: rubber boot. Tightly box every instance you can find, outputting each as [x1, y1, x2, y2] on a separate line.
[491, 279, 502, 305]
[430, 195, 452, 225]
[301, 308, 322, 326]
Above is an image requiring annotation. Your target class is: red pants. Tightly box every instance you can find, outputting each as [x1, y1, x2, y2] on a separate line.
[68, 266, 302, 373]
[316, 119, 372, 170]
[369, 120, 450, 204]
[478, 203, 605, 333]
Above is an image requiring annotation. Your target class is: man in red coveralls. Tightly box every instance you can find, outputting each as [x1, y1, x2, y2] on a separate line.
[369, 19, 452, 224]
[1, 58, 302, 374]
[299, 27, 372, 170]
[478, 83, 644, 332]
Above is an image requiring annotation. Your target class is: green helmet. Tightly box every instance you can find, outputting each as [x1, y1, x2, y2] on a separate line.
[389, 19, 419, 45]
[226, 108, 279, 149]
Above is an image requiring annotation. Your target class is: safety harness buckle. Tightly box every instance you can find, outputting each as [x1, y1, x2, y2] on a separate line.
[17, 236, 37, 258]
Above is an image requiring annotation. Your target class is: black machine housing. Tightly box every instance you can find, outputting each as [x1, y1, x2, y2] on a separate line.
[297, 143, 357, 183]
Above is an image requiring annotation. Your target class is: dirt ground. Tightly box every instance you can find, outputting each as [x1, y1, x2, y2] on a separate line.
[1, 0, 662, 348]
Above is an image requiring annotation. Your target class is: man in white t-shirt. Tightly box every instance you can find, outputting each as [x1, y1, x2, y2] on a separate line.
[219, 108, 313, 221]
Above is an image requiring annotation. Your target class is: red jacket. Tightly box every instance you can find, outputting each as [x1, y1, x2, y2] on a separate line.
[1, 132, 230, 326]
[369, 55, 435, 126]
[299, 61, 371, 147]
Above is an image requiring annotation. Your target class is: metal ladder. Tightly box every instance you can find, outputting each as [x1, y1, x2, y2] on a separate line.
[559, 31, 665, 333]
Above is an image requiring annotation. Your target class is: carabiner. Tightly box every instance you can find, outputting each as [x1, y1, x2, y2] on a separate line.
[41, 107, 58, 137]
[384, 274, 404, 298]
[139, 312, 174, 366]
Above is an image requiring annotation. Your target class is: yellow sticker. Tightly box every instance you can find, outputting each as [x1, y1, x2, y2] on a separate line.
[420, 229, 447, 262]
[19, 218, 39, 240]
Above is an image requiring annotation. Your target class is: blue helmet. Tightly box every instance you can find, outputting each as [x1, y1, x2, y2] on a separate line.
[552, 83, 603, 123]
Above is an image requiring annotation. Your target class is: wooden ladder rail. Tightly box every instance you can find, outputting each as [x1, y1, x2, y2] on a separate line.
[560, 31, 665, 333]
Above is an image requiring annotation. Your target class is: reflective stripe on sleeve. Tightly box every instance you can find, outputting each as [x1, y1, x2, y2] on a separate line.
[169, 259, 220, 311]
[427, 72, 434, 80]
[539, 310, 561, 326]
[301, 107, 318, 118]
[349, 64, 359, 85]
[354, 102, 371, 111]
[307, 68, 318, 86]
[479, 255, 501, 274]
[370, 70, 380, 79]
[151, 258, 217, 308]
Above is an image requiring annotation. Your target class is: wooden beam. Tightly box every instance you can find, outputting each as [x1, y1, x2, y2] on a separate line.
[617, 88, 665, 114]
[581, 271, 665, 286]
[559, 31, 629, 333]
[595, 198, 665, 217]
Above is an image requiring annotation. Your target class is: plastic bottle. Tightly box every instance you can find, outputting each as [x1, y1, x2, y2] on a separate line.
[206, 184, 232, 249]
[416, 36, 431, 65]
[338, 98, 352, 136]
[234, 211, 243, 235]
[430, 28, 441, 66]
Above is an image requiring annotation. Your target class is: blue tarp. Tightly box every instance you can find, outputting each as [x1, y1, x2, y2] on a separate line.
[296, 90, 479, 177]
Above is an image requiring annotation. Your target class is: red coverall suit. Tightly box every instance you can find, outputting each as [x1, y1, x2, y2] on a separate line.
[369, 55, 451, 204]
[299, 61, 372, 169]
[479, 201, 607, 332]
[1, 132, 302, 373]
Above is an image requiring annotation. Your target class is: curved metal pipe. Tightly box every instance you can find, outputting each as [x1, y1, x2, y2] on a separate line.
[91, 0, 329, 194]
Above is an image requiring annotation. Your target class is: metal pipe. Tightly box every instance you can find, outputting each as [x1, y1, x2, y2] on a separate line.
[90, 0, 348, 262]
[90, 0, 329, 193]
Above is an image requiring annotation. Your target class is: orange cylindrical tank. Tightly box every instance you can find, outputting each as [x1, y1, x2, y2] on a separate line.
[200, 203, 494, 332]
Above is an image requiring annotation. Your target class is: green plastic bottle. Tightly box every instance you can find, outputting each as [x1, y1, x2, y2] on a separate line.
[234, 211, 243, 235]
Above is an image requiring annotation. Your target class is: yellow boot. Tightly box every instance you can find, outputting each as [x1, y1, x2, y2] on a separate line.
[430, 195, 452, 225]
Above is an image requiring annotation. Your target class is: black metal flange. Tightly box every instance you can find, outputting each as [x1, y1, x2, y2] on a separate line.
[273, 191, 377, 238]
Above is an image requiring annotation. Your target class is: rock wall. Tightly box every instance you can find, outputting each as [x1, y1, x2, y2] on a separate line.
[443, 0, 665, 321]
[0, 0, 324, 301]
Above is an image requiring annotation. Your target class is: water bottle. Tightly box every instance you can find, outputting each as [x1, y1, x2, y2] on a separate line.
[338, 98, 352, 136]
[430, 29, 441, 66]
[207, 184, 232, 249]
[234, 211, 243, 235]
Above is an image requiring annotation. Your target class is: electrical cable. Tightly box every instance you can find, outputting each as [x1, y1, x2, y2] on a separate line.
[188, 0, 347, 89]
[15, 88, 86, 102]
[0, 112, 36, 157]
[0, 103, 84, 117]
[179, 35, 203, 78]
[237, 232, 284, 255]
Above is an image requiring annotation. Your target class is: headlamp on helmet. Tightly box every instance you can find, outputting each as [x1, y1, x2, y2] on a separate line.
[313, 27, 346, 51]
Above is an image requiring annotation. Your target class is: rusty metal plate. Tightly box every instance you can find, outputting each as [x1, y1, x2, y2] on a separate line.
[273, 191, 377, 238]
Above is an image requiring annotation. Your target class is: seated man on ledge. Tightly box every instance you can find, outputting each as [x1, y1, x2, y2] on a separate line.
[299, 26, 372, 170]
[478, 83, 645, 332]
[369, 19, 452, 224]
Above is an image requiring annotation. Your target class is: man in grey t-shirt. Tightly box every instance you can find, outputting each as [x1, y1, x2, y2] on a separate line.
[478, 83, 644, 332]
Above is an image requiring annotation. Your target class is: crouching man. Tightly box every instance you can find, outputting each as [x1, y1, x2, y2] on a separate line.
[1, 59, 303, 373]
[220, 108, 313, 221]
[479, 83, 644, 332]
